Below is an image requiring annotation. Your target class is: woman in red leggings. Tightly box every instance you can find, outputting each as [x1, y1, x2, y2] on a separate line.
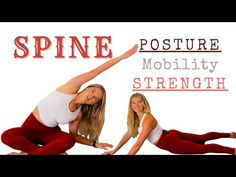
[1, 44, 139, 155]
[103, 93, 236, 155]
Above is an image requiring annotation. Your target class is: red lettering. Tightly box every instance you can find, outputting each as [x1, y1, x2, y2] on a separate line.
[13, 35, 112, 59]
[33, 36, 51, 58]
[95, 36, 112, 58]
[14, 36, 29, 58]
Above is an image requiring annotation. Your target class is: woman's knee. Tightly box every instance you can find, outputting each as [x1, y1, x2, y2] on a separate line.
[63, 133, 75, 148]
[1, 128, 17, 144]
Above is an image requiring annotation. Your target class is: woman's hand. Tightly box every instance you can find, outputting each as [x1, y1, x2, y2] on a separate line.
[95, 142, 113, 150]
[119, 44, 139, 60]
[101, 149, 116, 155]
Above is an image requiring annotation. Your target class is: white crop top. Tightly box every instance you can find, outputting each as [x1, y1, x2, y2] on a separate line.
[38, 90, 81, 127]
[138, 113, 163, 144]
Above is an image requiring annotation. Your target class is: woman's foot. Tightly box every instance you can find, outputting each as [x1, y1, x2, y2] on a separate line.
[58, 152, 68, 155]
[7, 152, 19, 155]
[7, 151, 28, 155]
[230, 132, 236, 138]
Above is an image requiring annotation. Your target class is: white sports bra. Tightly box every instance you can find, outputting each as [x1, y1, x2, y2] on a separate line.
[38, 90, 81, 127]
[138, 113, 163, 144]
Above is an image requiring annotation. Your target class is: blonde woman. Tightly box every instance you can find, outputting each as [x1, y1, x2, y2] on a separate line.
[1, 44, 139, 155]
[103, 93, 236, 155]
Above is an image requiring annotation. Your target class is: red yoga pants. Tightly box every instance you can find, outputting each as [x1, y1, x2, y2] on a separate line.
[1, 113, 75, 155]
[155, 130, 234, 154]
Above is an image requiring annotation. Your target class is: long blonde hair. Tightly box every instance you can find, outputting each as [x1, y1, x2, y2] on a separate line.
[127, 93, 151, 138]
[78, 84, 106, 142]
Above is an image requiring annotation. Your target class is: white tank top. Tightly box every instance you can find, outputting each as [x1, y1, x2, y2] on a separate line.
[138, 113, 163, 144]
[38, 90, 81, 127]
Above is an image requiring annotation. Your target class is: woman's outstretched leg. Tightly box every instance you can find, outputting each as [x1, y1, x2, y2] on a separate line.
[172, 130, 231, 144]
[156, 130, 235, 154]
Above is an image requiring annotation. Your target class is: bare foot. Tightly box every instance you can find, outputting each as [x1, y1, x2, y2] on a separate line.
[19, 152, 28, 155]
[7, 151, 28, 155]
[58, 152, 68, 155]
[8, 152, 19, 155]
[230, 132, 236, 138]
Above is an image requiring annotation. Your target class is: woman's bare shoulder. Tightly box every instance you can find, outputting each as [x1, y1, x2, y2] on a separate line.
[143, 113, 157, 126]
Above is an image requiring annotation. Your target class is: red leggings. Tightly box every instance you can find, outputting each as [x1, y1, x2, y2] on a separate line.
[155, 130, 235, 154]
[1, 113, 75, 155]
